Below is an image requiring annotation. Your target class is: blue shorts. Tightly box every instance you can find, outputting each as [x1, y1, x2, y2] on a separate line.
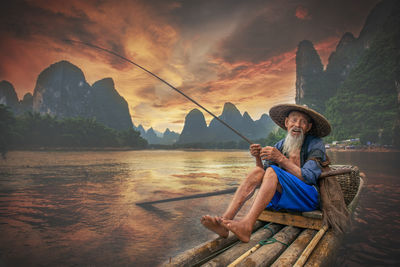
[266, 165, 319, 212]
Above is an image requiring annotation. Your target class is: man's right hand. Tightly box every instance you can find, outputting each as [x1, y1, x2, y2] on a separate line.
[250, 144, 261, 157]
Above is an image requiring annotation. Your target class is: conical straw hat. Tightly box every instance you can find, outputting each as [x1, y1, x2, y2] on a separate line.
[269, 104, 331, 137]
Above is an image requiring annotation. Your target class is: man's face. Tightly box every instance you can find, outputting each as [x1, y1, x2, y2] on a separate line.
[284, 111, 312, 137]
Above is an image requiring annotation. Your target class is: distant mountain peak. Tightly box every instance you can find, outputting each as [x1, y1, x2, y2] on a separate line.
[0, 80, 14, 89]
[177, 108, 209, 144]
[179, 104, 274, 144]
[336, 32, 356, 51]
[0, 80, 19, 108]
[222, 102, 240, 113]
[42, 60, 86, 79]
[30, 60, 134, 130]
[297, 40, 315, 50]
[93, 77, 114, 88]
[243, 111, 254, 122]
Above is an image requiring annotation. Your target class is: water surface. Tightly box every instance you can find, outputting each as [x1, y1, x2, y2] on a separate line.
[0, 150, 399, 266]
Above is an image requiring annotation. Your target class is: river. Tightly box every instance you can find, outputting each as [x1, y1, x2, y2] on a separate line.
[0, 150, 398, 266]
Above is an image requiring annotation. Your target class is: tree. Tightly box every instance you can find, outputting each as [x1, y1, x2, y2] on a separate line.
[325, 5, 400, 145]
[0, 105, 16, 157]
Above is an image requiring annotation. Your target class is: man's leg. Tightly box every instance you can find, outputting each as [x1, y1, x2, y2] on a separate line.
[201, 166, 265, 237]
[221, 167, 280, 242]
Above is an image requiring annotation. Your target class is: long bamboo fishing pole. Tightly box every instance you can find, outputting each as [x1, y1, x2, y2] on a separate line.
[134, 168, 351, 206]
[63, 39, 253, 145]
[63, 40, 351, 208]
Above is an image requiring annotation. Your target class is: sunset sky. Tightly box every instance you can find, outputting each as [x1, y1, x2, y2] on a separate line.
[0, 0, 380, 133]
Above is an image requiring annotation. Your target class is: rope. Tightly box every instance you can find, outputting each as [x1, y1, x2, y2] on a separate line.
[259, 237, 289, 247]
[260, 223, 288, 246]
[263, 223, 275, 235]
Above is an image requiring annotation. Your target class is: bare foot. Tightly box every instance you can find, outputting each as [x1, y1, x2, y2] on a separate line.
[201, 215, 229, 238]
[221, 219, 252, 243]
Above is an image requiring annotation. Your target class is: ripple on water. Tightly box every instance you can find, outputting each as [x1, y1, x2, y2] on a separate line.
[0, 150, 399, 266]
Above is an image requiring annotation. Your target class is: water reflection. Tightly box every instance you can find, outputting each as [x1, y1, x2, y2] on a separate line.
[328, 151, 400, 266]
[0, 150, 399, 266]
[0, 150, 252, 266]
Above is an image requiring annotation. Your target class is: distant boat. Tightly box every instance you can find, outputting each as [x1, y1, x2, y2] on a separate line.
[163, 165, 364, 267]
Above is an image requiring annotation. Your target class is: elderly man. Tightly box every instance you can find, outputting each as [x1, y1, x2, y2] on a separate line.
[201, 104, 331, 242]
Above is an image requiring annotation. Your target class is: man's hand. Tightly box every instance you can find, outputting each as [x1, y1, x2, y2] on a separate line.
[249, 144, 261, 158]
[260, 146, 285, 163]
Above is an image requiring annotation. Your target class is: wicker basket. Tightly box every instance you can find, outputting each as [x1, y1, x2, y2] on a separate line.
[330, 165, 361, 205]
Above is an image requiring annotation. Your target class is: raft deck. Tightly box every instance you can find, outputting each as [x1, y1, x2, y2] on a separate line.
[163, 165, 364, 267]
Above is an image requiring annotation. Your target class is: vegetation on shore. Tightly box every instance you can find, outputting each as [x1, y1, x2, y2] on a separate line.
[325, 7, 400, 147]
[0, 104, 147, 157]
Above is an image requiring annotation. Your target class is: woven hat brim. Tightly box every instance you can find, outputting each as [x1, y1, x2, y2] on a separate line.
[269, 104, 331, 137]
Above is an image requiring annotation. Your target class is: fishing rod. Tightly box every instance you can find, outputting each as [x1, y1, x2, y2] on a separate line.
[63, 40, 353, 209]
[63, 39, 253, 145]
[136, 188, 236, 207]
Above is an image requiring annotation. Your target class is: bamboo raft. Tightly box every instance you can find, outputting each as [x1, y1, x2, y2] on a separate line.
[162, 165, 364, 267]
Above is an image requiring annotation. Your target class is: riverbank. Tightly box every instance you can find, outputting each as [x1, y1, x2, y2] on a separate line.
[6, 146, 399, 153]
[327, 147, 399, 152]
[7, 146, 146, 152]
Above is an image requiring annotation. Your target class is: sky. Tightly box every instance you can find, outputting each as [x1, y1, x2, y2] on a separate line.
[0, 0, 381, 133]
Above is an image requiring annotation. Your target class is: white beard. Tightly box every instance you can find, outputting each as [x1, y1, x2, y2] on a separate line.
[282, 128, 305, 156]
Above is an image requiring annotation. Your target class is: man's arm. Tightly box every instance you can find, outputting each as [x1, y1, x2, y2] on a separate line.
[276, 155, 303, 180]
[260, 144, 324, 185]
[274, 155, 323, 184]
[250, 144, 263, 168]
[260, 147, 304, 180]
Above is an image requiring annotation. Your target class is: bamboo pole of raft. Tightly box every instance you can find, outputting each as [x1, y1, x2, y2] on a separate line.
[237, 226, 301, 266]
[223, 226, 301, 267]
[293, 224, 329, 267]
[227, 244, 261, 267]
[202, 224, 284, 267]
[163, 221, 266, 267]
[271, 229, 317, 267]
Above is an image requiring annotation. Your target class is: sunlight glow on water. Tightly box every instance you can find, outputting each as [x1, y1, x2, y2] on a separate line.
[0, 150, 399, 266]
[0, 150, 254, 266]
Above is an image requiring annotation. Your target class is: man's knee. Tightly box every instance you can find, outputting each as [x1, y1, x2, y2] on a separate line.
[263, 167, 281, 192]
[245, 167, 265, 184]
[263, 167, 278, 182]
[253, 166, 265, 176]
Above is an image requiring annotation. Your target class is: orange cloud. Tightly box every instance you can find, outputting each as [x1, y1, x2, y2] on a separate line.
[0, 0, 372, 134]
[295, 6, 312, 20]
[313, 37, 341, 66]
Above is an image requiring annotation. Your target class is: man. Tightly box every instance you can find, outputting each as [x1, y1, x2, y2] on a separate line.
[201, 104, 331, 242]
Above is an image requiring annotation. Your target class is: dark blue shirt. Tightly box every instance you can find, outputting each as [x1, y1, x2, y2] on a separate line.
[263, 135, 326, 186]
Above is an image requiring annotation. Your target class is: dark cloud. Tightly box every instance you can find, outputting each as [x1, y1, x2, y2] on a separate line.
[0, 0, 383, 132]
[214, 0, 381, 63]
[0, 0, 95, 41]
[0, 0, 131, 70]
[168, 0, 263, 29]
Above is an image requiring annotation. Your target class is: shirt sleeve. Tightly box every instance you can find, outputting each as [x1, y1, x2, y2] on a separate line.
[301, 160, 322, 185]
[301, 137, 326, 185]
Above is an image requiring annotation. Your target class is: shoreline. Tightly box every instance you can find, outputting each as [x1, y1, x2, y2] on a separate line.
[5, 147, 399, 152]
[5, 147, 247, 152]
[7, 147, 142, 152]
[327, 147, 399, 152]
